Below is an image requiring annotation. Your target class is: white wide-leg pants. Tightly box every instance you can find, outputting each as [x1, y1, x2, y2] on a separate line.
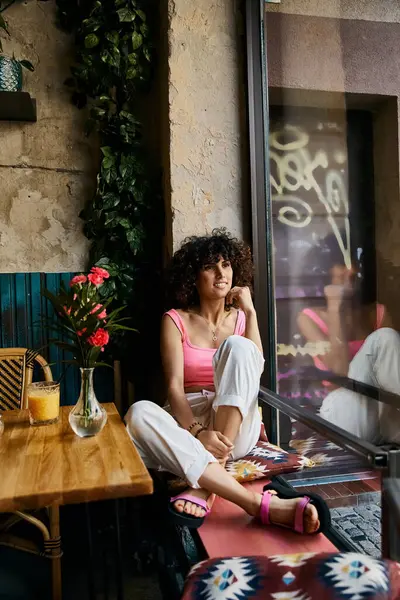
[125, 335, 264, 488]
[320, 328, 400, 444]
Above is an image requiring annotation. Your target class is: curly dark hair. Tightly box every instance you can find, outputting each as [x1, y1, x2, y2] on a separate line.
[166, 228, 254, 309]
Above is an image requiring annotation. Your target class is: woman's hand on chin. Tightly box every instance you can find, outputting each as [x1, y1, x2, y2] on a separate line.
[197, 429, 234, 460]
[226, 286, 255, 315]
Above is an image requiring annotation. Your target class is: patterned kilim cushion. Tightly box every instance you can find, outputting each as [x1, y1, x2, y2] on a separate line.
[225, 439, 314, 483]
[182, 552, 400, 600]
[166, 439, 313, 493]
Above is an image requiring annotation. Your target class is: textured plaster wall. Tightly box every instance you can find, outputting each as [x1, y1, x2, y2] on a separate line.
[0, 0, 94, 272]
[167, 0, 244, 251]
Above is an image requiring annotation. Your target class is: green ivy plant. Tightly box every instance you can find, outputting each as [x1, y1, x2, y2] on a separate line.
[55, 0, 162, 360]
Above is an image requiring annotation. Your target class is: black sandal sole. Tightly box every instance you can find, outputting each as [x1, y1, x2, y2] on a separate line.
[168, 503, 206, 529]
[263, 480, 331, 535]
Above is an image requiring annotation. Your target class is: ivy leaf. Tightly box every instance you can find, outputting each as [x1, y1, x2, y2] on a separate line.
[143, 47, 151, 62]
[85, 34, 100, 49]
[103, 167, 117, 185]
[101, 146, 113, 157]
[105, 211, 118, 226]
[82, 18, 101, 33]
[135, 9, 146, 21]
[131, 31, 142, 50]
[127, 53, 138, 65]
[118, 218, 131, 229]
[101, 50, 119, 68]
[117, 8, 135, 22]
[140, 23, 149, 37]
[126, 229, 142, 253]
[90, 1, 102, 14]
[120, 110, 139, 123]
[19, 60, 35, 72]
[102, 155, 116, 169]
[101, 192, 120, 209]
[126, 67, 137, 80]
[105, 31, 119, 45]
[91, 106, 106, 118]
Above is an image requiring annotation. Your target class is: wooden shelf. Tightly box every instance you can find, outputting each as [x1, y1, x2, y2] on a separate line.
[0, 91, 37, 122]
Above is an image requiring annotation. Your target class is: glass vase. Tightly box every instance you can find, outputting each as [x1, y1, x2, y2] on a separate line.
[68, 368, 107, 437]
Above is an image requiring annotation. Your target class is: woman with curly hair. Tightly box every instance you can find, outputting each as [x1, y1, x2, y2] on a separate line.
[125, 229, 326, 533]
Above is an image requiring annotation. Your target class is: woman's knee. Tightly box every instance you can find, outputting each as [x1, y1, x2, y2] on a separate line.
[125, 400, 161, 440]
[367, 327, 400, 351]
[218, 334, 257, 357]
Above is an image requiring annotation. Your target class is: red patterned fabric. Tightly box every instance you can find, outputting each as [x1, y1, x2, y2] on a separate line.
[225, 439, 314, 483]
[182, 552, 400, 600]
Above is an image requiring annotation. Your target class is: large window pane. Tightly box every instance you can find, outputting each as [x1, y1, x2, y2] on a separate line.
[265, 1, 400, 556]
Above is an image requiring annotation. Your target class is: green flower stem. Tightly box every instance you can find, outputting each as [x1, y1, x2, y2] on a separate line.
[80, 368, 94, 428]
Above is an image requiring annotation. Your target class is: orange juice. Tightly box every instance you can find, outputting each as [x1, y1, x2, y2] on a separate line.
[27, 382, 60, 425]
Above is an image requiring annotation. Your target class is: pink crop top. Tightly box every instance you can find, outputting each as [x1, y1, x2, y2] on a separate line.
[165, 308, 246, 388]
[302, 304, 385, 371]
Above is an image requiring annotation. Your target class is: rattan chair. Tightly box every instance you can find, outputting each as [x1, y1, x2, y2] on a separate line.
[0, 348, 62, 572]
[0, 348, 52, 411]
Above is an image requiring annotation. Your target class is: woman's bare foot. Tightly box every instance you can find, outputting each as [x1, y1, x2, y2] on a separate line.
[174, 488, 215, 518]
[248, 491, 320, 533]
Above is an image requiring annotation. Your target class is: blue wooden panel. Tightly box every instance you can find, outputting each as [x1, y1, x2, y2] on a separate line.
[0, 272, 115, 406]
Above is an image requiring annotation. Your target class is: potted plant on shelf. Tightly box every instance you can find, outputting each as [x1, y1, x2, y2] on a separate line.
[0, 11, 34, 91]
[42, 266, 136, 437]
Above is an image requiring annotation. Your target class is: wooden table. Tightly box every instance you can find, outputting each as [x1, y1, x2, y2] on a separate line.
[0, 403, 153, 599]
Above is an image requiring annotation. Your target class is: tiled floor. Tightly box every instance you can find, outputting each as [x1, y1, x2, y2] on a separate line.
[293, 473, 382, 557]
[294, 474, 381, 508]
[330, 503, 382, 558]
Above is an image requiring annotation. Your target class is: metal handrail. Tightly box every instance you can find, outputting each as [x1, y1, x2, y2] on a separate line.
[295, 366, 400, 410]
[259, 386, 388, 468]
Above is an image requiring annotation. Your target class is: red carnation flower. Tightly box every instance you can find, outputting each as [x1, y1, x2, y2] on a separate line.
[87, 328, 110, 347]
[87, 273, 104, 286]
[90, 304, 107, 320]
[91, 266, 110, 279]
[70, 275, 87, 287]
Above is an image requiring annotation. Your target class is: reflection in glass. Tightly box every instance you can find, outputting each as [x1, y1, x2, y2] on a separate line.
[263, 1, 400, 555]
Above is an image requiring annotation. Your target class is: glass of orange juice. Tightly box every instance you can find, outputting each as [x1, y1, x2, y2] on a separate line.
[27, 381, 60, 426]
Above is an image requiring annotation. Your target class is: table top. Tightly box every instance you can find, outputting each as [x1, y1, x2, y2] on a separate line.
[0, 403, 153, 512]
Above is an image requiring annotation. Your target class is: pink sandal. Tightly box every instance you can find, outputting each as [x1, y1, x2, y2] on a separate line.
[260, 490, 315, 534]
[169, 493, 212, 528]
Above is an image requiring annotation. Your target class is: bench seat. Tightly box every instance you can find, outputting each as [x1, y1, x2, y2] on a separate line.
[198, 479, 337, 557]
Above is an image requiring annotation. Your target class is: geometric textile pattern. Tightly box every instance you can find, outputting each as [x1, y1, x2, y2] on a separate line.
[182, 553, 400, 600]
[0, 354, 25, 410]
[165, 439, 314, 493]
[225, 440, 314, 484]
[318, 553, 390, 600]
[191, 557, 263, 600]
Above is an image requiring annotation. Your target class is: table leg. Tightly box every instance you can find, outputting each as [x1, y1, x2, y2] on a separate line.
[114, 499, 124, 600]
[49, 505, 62, 600]
[85, 503, 96, 600]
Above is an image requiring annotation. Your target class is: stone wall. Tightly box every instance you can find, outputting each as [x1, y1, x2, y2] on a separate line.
[166, 0, 245, 252]
[0, 0, 94, 272]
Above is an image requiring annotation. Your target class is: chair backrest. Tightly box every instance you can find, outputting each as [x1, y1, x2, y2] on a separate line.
[0, 348, 53, 411]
